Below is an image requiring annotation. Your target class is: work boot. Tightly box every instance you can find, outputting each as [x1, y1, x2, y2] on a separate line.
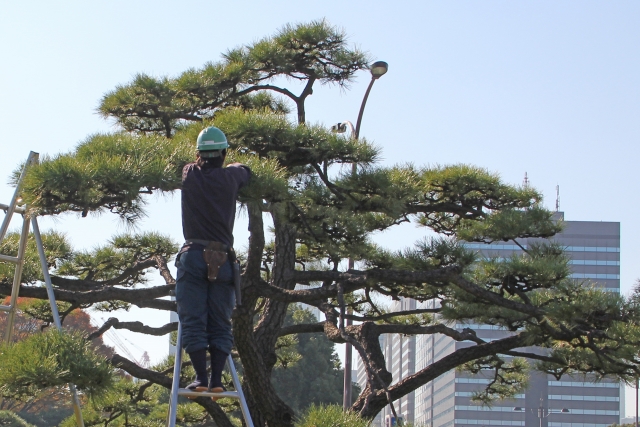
[208, 347, 228, 401]
[186, 349, 209, 393]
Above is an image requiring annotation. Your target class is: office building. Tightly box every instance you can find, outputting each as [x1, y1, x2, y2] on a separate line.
[359, 214, 621, 427]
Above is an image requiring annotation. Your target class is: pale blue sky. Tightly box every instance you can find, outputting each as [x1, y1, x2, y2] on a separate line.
[1, 0, 639, 414]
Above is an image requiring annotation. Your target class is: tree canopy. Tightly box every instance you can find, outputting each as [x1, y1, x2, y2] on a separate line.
[2, 19, 640, 427]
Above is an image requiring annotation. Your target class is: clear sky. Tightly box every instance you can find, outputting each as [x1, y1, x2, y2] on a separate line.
[1, 0, 639, 415]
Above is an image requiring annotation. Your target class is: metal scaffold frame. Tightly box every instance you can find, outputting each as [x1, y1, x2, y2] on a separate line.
[0, 151, 85, 426]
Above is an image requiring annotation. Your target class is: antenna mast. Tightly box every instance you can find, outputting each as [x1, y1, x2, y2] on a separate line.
[523, 172, 530, 189]
[555, 185, 560, 212]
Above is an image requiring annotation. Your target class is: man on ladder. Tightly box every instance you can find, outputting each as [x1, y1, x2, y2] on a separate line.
[175, 126, 250, 397]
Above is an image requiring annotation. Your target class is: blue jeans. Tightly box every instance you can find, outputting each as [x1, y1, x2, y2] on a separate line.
[175, 249, 235, 354]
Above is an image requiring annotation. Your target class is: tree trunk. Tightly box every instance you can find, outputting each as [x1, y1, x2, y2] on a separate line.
[232, 203, 295, 427]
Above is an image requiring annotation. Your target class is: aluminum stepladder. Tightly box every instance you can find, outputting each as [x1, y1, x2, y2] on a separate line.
[0, 151, 85, 426]
[166, 321, 254, 427]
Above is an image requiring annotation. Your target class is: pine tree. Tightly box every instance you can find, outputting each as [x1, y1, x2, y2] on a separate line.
[2, 19, 640, 426]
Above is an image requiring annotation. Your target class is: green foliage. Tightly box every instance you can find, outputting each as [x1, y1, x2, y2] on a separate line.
[17, 133, 192, 221]
[214, 108, 379, 169]
[473, 243, 570, 294]
[20, 298, 72, 325]
[414, 164, 546, 234]
[247, 19, 369, 84]
[56, 365, 236, 427]
[458, 356, 530, 404]
[98, 20, 368, 135]
[457, 206, 562, 242]
[0, 411, 36, 427]
[536, 285, 640, 382]
[56, 232, 177, 287]
[294, 404, 369, 427]
[0, 330, 113, 400]
[274, 334, 302, 369]
[439, 243, 571, 328]
[366, 237, 475, 272]
[0, 231, 71, 285]
[57, 377, 172, 427]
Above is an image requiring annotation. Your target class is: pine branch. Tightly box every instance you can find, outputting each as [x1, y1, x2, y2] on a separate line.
[87, 317, 177, 340]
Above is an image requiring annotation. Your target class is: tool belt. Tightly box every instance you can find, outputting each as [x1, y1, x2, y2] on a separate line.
[184, 239, 236, 282]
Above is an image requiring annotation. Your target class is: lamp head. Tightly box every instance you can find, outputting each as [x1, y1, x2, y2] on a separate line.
[331, 123, 348, 133]
[370, 61, 388, 79]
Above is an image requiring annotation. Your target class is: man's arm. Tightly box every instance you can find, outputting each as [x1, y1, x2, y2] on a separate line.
[226, 163, 251, 187]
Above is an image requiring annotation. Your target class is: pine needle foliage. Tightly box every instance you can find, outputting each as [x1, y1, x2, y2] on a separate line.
[0, 231, 71, 285]
[56, 232, 177, 286]
[99, 19, 368, 136]
[16, 132, 192, 221]
[0, 330, 112, 400]
[295, 404, 369, 427]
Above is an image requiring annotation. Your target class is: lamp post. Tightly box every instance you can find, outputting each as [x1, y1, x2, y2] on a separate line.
[636, 377, 640, 427]
[333, 60, 388, 410]
[514, 400, 569, 427]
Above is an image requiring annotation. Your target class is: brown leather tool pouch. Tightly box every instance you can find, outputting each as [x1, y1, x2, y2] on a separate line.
[202, 242, 228, 282]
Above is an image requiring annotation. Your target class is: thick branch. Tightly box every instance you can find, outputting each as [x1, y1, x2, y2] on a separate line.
[153, 254, 176, 285]
[104, 259, 157, 286]
[354, 333, 533, 417]
[277, 322, 325, 337]
[0, 282, 175, 310]
[245, 202, 265, 277]
[288, 265, 462, 286]
[348, 308, 440, 322]
[453, 276, 543, 317]
[372, 323, 483, 344]
[87, 317, 176, 340]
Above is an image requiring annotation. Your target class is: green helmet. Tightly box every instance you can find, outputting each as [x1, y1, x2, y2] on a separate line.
[196, 127, 229, 155]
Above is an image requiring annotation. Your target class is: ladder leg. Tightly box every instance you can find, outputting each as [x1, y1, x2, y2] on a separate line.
[0, 151, 38, 243]
[166, 321, 254, 427]
[3, 214, 30, 343]
[32, 217, 85, 427]
[31, 217, 62, 328]
[167, 322, 183, 427]
[1, 153, 85, 425]
[228, 355, 254, 427]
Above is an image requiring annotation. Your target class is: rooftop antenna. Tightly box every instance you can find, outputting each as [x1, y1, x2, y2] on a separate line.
[555, 185, 560, 212]
[523, 172, 530, 189]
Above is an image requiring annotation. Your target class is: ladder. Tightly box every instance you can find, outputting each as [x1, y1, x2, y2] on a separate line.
[166, 322, 254, 427]
[0, 151, 85, 426]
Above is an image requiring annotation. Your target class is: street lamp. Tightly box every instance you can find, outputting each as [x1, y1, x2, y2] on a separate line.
[355, 61, 388, 140]
[333, 60, 388, 410]
[514, 402, 569, 427]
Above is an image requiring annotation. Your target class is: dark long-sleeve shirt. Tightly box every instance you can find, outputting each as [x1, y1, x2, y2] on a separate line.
[181, 162, 250, 247]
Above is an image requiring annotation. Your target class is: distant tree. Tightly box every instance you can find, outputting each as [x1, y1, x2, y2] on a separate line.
[272, 305, 359, 413]
[3, 19, 640, 427]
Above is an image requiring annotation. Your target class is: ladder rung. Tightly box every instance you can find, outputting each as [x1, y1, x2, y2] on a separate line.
[0, 202, 25, 213]
[177, 389, 240, 399]
[0, 254, 20, 263]
[0, 304, 12, 312]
